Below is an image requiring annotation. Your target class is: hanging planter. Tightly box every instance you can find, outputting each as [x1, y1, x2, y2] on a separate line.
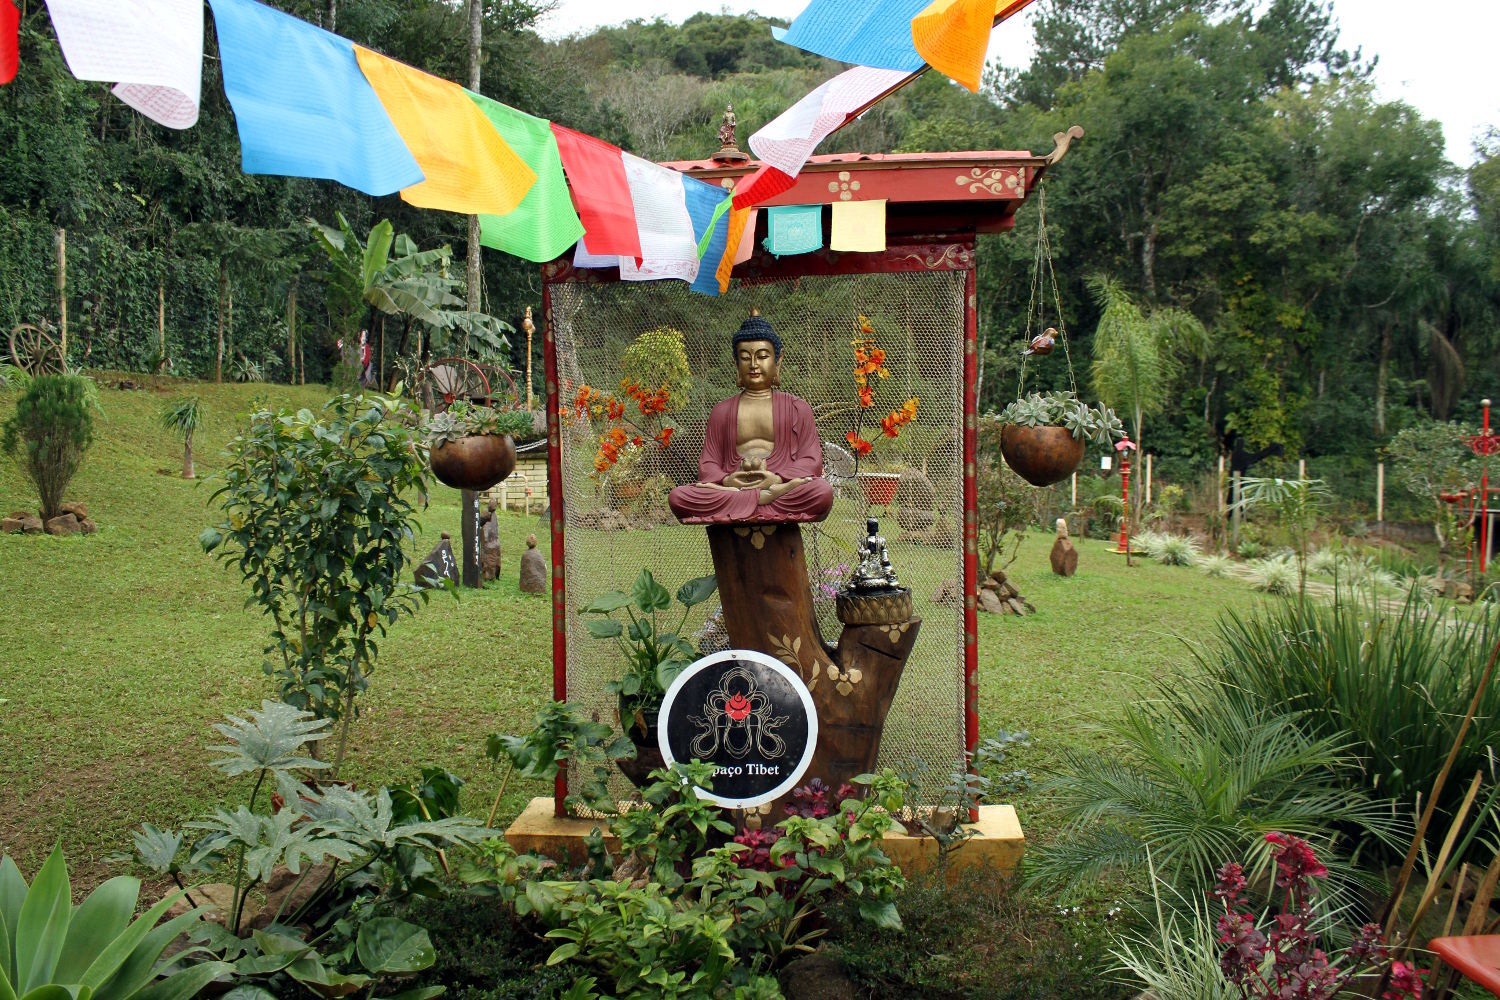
[998, 392, 1123, 488]
[423, 401, 529, 491]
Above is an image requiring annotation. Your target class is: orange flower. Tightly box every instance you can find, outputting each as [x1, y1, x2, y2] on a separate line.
[845, 431, 874, 456]
[656, 426, 675, 448]
[605, 398, 625, 421]
[858, 314, 874, 334]
[880, 413, 900, 437]
[858, 385, 874, 408]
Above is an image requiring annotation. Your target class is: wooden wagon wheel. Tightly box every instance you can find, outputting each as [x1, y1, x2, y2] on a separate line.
[471, 361, 521, 408]
[8, 324, 65, 376]
[415, 357, 490, 413]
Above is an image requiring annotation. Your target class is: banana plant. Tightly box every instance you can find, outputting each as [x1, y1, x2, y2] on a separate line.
[0, 845, 230, 1000]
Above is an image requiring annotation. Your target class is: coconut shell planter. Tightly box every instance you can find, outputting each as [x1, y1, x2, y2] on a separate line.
[430, 433, 516, 491]
[996, 392, 1124, 488]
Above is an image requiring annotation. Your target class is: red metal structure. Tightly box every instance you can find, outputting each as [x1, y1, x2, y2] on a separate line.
[541, 133, 1080, 815]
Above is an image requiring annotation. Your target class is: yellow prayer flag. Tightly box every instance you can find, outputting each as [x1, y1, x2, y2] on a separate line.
[354, 46, 535, 217]
[830, 199, 886, 253]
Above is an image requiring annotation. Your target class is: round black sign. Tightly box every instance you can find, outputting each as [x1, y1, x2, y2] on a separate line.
[658, 649, 818, 809]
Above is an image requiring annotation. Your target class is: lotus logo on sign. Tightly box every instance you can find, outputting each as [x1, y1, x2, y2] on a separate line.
[659, 649, 818, 809]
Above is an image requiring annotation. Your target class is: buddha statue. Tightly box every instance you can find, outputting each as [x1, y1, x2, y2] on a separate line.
[667, 313, 834, 525]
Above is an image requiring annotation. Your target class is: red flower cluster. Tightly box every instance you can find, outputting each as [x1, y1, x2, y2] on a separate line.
[1212, 834, 1423, 999]
[845, 430, 874, 456]
[569, 379, 677, 476]
[880, 397, 919, 438]
[846, 314, 917, 459]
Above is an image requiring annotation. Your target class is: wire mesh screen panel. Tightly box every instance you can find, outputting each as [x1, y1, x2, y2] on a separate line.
[549, 268, 968, 810]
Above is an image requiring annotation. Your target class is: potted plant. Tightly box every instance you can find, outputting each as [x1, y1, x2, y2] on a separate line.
[844, 314, 919, 506]
[997, 391, 1123, 487]
[583, 568, 718, 788]
[423, 400, 529, 491]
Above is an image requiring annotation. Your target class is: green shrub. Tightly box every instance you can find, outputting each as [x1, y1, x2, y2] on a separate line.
[1027, 681, 1401, 901]
[830, 869, 1132, 999]
[1, 373, 94, 519]
[200, 392, 431, 774]
[1193, 591, 1500, 844]
[329, 360, 361, 393]
[397, 893, 584, 1000]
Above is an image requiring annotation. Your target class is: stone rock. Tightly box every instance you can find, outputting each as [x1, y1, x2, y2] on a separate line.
[1050, 532, 1078, 577]
[162, 881, 248, 930]
[415, 532, 459, 588]
[578, 508, 629, 532]
[480, 501, 503, 582]
[78, 517, 97, 534]
[255, 862, 333, 929]
[59, 501, 88, 518]
[45, 513, 81, 536]
[930, 579, 961, 606]
[7, 510, 28, 520]
[519, 534, 548, 593]
[20, 516, 43, 534]
[978, 588, 1005, 614]
[1446, 579, 1474, 602]
[1, 517, 23, 534]
[781, 953, 856, 1000]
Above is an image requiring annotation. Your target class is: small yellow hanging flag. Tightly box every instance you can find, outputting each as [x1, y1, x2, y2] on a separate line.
[911, 0, 1032, 93]
[830, 199, 886, 252]
[354, 46, 535, 217]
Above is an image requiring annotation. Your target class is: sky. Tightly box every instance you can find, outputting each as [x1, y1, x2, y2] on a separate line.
[537, 1, 1500, 168]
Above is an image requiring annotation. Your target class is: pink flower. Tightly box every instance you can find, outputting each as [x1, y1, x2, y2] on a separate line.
[1265, 832, 1328, 891]
[1382, 961, 1424, 999]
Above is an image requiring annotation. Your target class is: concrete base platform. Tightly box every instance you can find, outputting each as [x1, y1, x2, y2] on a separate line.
[504, 797, 1025, 883]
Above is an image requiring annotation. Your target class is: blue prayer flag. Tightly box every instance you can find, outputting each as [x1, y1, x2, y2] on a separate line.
[683, 176, 731, 296]
[773, 0, 929, 72]
[208, 0, 423, 196]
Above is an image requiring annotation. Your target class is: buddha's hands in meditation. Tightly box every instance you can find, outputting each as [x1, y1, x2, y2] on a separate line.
[719, 453, 781, 491]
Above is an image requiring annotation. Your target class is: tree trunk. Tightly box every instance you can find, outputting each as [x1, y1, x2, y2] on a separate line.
[216, 258, 227, 384]
[326, 0, 335, 32]
[157, 281, 166, 371]
[1375, 323, 1392, 437]
[1140, 213, 1157, 302]
[464, 0, 483, 322]
[705, 524, 919, 817]
[227, 282, 234, 375]
[183, 437, 195, 480]
[287, 280, 298, 385]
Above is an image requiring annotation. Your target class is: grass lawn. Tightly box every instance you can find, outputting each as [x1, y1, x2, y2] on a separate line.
[0, 376, 1262, 889]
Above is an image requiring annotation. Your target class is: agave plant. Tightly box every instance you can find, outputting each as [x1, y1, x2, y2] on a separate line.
[997, 391, 1124, 445]
[0, 846, 229, 1000]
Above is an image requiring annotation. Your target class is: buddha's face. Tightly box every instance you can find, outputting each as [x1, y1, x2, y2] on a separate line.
[734, 339, 781, 391]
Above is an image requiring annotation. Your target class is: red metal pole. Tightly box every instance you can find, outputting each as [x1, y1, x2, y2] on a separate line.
[1113, 441, 1134, 555]
[1482, 399, 1491, 576]
[543, 281, 569, 817]
[962, 264, 980, 821]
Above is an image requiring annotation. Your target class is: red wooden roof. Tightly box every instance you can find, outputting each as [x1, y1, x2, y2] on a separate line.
[660, 149, 1055, 235]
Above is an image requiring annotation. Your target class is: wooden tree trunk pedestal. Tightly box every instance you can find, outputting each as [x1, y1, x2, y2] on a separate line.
[705, 523, 920, 816]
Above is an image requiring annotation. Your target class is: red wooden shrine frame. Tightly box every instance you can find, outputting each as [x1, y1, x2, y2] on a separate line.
[541, 142, 1074, 815]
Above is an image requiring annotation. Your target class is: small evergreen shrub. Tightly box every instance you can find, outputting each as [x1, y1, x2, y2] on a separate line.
[1133, 528, 1167, 558]
[1198, 554, 1234, 578]
[1, 373, 94, 519]
[1247, 557, 1297, 595]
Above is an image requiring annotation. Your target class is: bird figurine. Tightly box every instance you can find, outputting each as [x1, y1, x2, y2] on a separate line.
[1023, 327, 1057, 356]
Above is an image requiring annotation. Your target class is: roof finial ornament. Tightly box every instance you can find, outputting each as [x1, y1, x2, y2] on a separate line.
[712, 103, 750, 166]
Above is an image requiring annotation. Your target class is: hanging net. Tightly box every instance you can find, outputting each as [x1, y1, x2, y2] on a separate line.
[548, 268, 968, 810]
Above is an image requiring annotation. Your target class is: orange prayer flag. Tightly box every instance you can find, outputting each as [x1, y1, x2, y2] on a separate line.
[716, 206, 752, 293]
[911, 0, 1034, 93]
[354, 46, 534, 216]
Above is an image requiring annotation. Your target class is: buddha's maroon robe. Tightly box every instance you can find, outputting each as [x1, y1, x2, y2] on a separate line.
[668, 391, 834, 524]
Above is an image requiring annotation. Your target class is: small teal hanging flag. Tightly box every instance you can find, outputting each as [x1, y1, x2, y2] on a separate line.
[764, 204, 823, 257]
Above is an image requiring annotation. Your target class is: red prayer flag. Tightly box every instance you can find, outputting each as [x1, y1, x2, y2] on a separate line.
[551, 124, 641, 261]
[1, 1, 19, 86]
[732, 164, 796, 210]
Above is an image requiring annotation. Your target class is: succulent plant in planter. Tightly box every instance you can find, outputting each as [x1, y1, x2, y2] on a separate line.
[422, 400, 531, 491]
[997, 391, 1124, 487]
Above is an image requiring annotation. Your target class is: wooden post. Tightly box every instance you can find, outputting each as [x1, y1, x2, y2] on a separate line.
[56, 229, 67, 359]
[216, 259, 227, 383]
[287, 281, 297, 385]
[1145, 453, 1153, 506]
[460, 488, 482, 588]
[1377, 462, 1385, 524]
[524, 306, 535, 410]
[378, 316, 385, 390]
[1298, 458, 1306, 480]
[157, 281, 166, 371]
[1232, 471, 1242, 549]
[226, 283, 233, 374]
[1070, 471, 1077, 507]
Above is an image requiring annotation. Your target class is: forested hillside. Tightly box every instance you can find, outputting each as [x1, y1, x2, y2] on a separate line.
[2, 0, 1495, 505]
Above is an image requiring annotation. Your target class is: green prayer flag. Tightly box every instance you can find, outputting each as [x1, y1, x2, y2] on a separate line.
[465, 91, 583, 262]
